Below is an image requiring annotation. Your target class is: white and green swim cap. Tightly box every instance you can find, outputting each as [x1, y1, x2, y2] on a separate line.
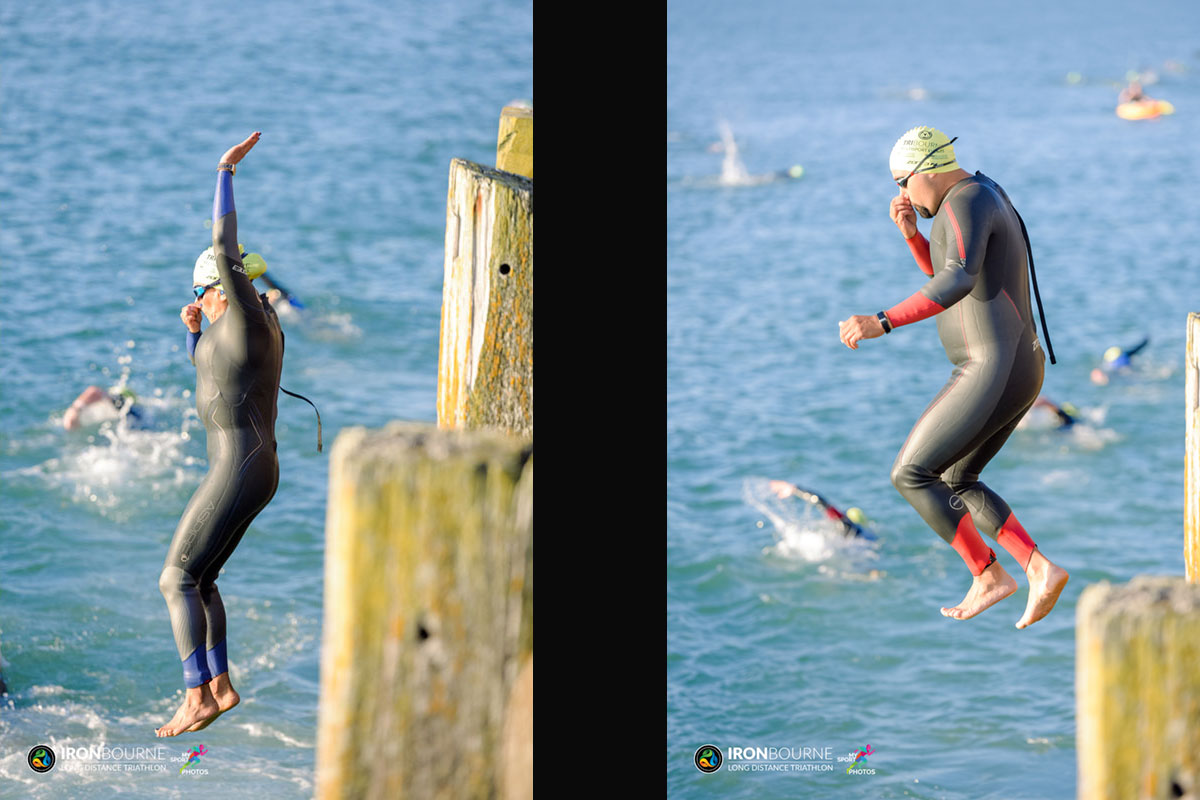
[889, 126, 959, 175]
[193, 244, 268, 288]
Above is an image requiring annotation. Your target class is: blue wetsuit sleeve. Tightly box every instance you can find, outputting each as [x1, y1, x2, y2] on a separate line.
[186, 330, 201, 364]
[211, 169, 270, 363]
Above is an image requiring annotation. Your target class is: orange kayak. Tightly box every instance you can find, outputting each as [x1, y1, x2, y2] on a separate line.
[1116, 99, 1175, 120]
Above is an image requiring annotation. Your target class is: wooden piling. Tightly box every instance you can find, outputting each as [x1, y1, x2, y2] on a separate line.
[496, 105, 533, 179]
[1076, 577, 1200, 799]
[315, 422, 533, 800]
[437, 109, 533, 437]
[1187, 312, 1200, 582]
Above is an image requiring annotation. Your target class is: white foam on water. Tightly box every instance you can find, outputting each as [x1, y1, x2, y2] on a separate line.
[235, 721, 314, 749]
[1017, 403, 1120, 451]
[309, 310, 363, 341]
[17, 393, 205, 520]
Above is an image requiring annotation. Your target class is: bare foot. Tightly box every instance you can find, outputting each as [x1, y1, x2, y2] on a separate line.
[156, 686, 220, 737]
[186, 673, 240, 732]
[940, 561, 1018, 620]
[1015, 549, 1069, 629]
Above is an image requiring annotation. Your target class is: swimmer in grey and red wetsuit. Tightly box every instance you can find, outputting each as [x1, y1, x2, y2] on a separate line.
[838, 126, 1069, 629]
[157, 131, 283, 737]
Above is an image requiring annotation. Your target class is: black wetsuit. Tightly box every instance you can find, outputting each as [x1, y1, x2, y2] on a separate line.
[159, 168, 284, 688]
[884, 172, 1043, 574]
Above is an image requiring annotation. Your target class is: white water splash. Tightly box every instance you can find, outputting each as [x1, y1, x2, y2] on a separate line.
[742, 477, 878, 563]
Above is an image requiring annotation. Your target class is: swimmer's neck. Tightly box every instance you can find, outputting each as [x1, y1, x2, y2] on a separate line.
[930, 168, 973, 198]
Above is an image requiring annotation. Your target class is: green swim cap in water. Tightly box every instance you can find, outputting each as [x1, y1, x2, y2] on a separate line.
[193, 244, 268, 288]
[889, 126, 959, 175]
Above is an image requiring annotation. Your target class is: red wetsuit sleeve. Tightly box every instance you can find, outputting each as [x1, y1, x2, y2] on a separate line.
[906, 232, 933, 276]
[885, 290, 945, 329]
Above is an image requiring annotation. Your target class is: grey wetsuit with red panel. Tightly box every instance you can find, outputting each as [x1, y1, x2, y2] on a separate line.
[884, 172, 1043, 575]
[159, 167, 284, 688]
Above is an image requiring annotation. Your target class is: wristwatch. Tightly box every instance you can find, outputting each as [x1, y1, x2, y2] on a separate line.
[876, 311, 893, 334]
[217, 163, 236, 175]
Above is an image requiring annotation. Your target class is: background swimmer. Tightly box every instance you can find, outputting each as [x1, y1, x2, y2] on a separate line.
[1090, 336, 1149, 385]
[63, 385, 144, 430]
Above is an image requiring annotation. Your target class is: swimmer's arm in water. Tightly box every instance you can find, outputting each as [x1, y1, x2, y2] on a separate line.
[211, 132, 268, 361]
[63, 385, 106, 430]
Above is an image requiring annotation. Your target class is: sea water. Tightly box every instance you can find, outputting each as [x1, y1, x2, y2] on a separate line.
[668, 0, 1200, 797]
[0, 1, 531, 796]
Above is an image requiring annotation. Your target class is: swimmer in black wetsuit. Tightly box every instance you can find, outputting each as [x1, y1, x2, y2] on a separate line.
[157, 132, 283, 737]
[768, 480, 875, 539]
[63, 384, 145, 430]
[838, 126, 1069, 629]
[1031, 396, 1079, 430]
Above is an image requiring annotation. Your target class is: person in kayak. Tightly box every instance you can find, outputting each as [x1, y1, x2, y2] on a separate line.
[837, 126, 1069, 628]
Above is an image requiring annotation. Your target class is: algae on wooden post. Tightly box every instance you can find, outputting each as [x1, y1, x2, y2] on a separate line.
[1187, 312, 1200, 582]
[437, 159, 533, 436]
[1076, 577, 1200, 799]
[316, 423, 533, 800]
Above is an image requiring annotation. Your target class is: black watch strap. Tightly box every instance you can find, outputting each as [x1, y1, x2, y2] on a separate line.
[877, 311, 893, 334]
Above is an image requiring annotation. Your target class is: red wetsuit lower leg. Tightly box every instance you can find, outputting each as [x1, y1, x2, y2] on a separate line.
[949, 514, 996, 576]
[995, 512, 1037, 571]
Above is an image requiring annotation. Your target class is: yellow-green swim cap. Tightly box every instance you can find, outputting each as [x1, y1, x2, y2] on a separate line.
[889, 126, 959, 175]
[193, 243, 267, 288]
[242, 252, 268, 280]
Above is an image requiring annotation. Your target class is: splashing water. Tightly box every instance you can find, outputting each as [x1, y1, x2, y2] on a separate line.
[13, 393, 205, 522]
[742, 477, 878, 563]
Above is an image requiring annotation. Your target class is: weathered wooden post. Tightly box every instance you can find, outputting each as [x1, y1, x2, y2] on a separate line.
[1076, 577, 1200, 799]
[496, 104, 533, 180]
[318, 107, 534, 799]
[1186, 312, 1200, 582]
[315, 423, 533, 800]
[437, 108, 533, 437]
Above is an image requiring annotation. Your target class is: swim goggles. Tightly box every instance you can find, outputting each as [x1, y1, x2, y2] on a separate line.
[193, 280, 223, 300]
[894, 137, 958, 188]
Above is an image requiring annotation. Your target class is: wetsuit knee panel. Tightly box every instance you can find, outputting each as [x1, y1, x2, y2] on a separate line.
[891, 461, 938, 492]
[159, 564, 199, 598]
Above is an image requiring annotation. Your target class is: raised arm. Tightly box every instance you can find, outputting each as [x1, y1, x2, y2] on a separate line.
[211, 132, 266, 343]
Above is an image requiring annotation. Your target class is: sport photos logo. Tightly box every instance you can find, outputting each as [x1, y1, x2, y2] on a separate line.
[841, 744, 875, 775]
[180, 744, 208, 774]
[694, 744, 723, 773]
